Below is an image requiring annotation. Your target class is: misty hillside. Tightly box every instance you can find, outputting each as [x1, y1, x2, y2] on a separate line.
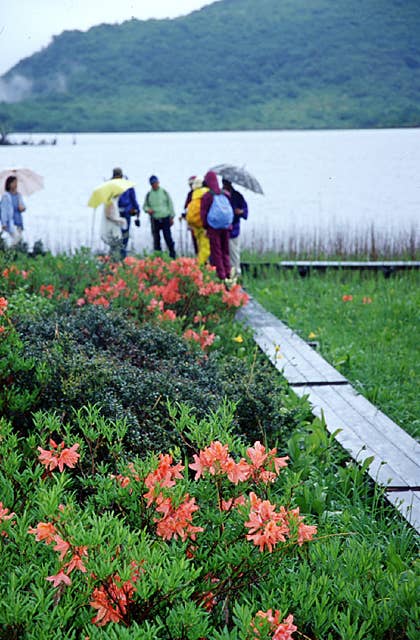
[0, 0, 419, 132]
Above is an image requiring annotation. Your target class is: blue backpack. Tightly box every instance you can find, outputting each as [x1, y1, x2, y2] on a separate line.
[207, 193, 234, 229]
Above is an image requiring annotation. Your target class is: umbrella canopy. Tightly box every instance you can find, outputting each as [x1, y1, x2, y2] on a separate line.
[209, 164, 264, 194]
[87, 178, 135, 208]
[0, 168, 44, 196]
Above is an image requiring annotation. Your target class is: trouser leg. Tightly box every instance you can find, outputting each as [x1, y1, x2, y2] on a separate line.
[208, 228, 227, 280]
[220, 230, 231, 280]
[161, 217, 176, 259]
[151, 217, 162, 252]
[194, 227, 210, 265]
[121, 215, 130, 258]
[229, 235, 241, 276]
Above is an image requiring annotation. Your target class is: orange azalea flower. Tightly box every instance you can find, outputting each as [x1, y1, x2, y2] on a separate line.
[246, 441, 269, 468]
[155, 494, 203, 542]
[253, 610, 297, 640]
[246, 441, 289, 483]
[91, 296, 110, 308]
[221, 495, 247, 511]
[46, 571, 72, 588]
[0, 297, 8, 315]
[58, 443, 80, 471]
[38, 440, 80, 473]
[245, 492, 289, 553]
[39, 284, 55, 298]
[0, 501, 15, 522]
[90, 566, 140, 626]
[64, 546, 88, 574]
[198, 328, 215, 350]
[183, 328, 215, 351]
[28, 521, 57, 543]
[287, 507, 317, 546]
[158, 309, 177, 321]
[52, 535, 71, 560]
[222, 284, 249, 307]
[342, 294, 353, 302]
[198, 281, 225, 296]
[189, 441, 230, 480]
[362, 296, 373, 304]
[147, 298, 164, 312]
[222, 457, 251, 484]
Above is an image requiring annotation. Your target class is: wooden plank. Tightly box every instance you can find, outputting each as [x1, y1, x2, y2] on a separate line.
[241, 261, 420, 271]
[384, 491, 420, 530]
[277, 261, 420, 268]
[238, 298, 347, 385]
[294, 384, 419, 487]
[331, 385, 420, 464]
[292, 385, 409, 485]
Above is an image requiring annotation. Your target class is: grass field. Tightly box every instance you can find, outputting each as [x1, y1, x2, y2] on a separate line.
[242, 268, 420, 440]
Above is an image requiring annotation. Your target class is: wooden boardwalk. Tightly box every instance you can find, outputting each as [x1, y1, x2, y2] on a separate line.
[237, 297, 420, 533]
[241, 261, 420, 277]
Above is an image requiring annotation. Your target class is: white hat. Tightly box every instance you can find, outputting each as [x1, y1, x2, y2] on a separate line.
[192, 176, 203, 190]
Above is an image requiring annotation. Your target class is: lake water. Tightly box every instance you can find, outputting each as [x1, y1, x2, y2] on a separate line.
[1, 129, 419, 255]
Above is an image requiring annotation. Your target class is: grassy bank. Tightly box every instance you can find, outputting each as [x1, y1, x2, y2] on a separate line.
[243, 267, 420, 440]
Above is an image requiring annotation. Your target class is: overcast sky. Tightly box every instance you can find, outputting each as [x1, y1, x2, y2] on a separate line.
[0, 0, 218, 75]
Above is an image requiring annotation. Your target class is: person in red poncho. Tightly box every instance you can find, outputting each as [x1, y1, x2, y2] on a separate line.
[200, 171, 232, 282]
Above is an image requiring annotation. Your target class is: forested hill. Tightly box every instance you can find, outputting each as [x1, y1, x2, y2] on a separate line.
[1, 0, 419, 132]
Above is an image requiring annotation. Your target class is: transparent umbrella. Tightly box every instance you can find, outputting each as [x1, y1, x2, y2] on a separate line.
[209, 164, 264, 194]
[0, 168, 44, 196]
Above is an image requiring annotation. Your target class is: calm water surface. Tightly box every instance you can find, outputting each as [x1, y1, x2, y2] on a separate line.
[1, 129, 419, 254]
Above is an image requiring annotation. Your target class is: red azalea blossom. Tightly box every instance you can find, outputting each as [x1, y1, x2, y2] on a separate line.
[342, 294, 353, 302]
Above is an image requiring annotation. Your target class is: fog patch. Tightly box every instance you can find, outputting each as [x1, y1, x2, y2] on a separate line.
[0, 74, 33, 103]
[55, 73, 68, 93]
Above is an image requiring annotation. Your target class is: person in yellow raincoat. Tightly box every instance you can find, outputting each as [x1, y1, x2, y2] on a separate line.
[186, 176, 210, 265]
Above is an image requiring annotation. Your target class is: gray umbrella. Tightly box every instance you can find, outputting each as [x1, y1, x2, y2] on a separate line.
[209, 164, 264, 195]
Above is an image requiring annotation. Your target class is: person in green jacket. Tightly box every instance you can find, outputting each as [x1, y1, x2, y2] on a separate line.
[143, 175, 176, 259]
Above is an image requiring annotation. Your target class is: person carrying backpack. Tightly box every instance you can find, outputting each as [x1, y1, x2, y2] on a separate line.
[200, 171, 233, 282]
[186, 176, 210, 265]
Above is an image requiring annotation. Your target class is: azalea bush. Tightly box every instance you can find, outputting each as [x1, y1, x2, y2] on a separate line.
[1, 259, 309, 451]
[0, 404, 313, 639]
[0, 404, 418, 640]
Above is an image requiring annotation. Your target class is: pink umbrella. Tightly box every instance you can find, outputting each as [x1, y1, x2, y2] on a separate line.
[0, 168, 44, 196]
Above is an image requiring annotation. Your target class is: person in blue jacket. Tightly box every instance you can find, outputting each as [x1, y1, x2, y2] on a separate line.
[112, 167, 140, 258]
